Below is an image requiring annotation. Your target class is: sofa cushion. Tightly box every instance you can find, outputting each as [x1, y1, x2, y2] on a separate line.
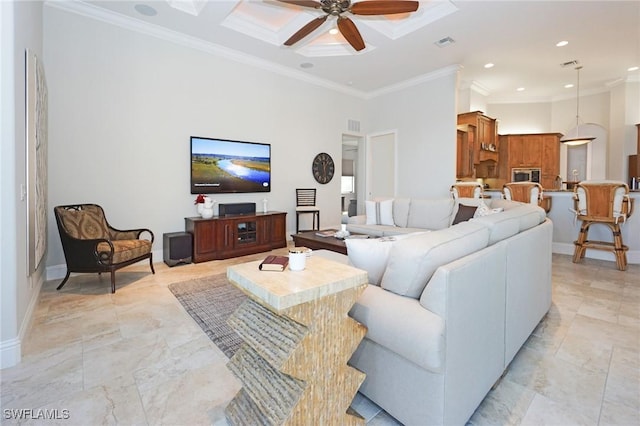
[60, 206, 110, 240]
[393, 198, 411, 228]
[366, 200, 395, 226]
[349, 285, 446, 372]
[346, 235, 416, 285]
[451, 204, 477, 225]
[380, 222, 490, 298]
[407, 198, 454, 230]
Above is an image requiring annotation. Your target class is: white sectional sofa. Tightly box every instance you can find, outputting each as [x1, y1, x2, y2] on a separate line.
[336, 197, 552, 425]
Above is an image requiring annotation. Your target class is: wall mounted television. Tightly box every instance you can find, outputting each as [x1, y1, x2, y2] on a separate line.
[190, 136, 271, 194]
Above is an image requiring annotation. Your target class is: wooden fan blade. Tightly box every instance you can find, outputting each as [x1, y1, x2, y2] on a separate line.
[284, 15, 328, 46]
[276, 0, 322, 9]
[338, 16, 365, 51]
[351, 1, 419, 15]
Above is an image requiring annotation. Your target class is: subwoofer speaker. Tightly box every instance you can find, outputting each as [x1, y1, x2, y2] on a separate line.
[218, 202, 256, 216]
[163, 232, 192, 267]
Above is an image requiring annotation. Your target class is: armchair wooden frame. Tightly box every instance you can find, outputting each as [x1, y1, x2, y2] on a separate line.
[572, 182, 634, 270]
[54, 204, 155, 293]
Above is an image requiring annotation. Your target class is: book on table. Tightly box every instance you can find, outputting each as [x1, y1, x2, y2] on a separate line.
[315, 230, 336, 237]
[259, 255, 289, 271]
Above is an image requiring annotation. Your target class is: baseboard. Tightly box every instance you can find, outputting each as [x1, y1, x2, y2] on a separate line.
[1, 268, 47, 369]
[553, 242, 639, 265]
[46, 248, 164, 281]
[0, 337, 21, 370]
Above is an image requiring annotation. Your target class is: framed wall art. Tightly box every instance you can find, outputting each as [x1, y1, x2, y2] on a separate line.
[26, 49, 48, 275]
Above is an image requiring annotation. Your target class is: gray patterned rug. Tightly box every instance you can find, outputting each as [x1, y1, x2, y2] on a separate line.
[168, 273, 247, 358]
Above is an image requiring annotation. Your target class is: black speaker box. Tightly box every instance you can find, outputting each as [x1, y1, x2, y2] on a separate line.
[218, 202, 256, 216]
[163, 232, 192, 267]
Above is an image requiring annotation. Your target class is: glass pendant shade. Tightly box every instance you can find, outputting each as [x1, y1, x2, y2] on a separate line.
[561, 66, 595, 146]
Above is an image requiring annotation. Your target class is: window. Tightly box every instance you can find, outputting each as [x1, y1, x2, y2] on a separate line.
[341, 176, 355, 193]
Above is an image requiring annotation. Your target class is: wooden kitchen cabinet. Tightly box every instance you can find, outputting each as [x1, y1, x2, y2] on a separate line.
[456, 127, 475, 178]
[185, 212, 287, 263]
[499, 133, 562, 189]
[540, 134, 561, 189]
[457, 111, 498, 166]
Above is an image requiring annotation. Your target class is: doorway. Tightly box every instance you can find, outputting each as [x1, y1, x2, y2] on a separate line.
[366, 131, 397, 200]
[341, 135, 364, 221]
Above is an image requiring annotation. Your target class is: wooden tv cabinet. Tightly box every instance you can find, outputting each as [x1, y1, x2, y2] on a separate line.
[185, 211, 287, 263]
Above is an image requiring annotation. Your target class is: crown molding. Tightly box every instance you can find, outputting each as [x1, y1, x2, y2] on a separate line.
[366, 64, 462, 99]
[46, 0, 369, 99]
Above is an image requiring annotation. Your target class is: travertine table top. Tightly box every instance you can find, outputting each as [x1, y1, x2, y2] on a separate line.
[227, 255, 368, 312]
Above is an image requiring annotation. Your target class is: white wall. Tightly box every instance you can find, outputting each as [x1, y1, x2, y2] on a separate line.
[487, 102, 552, 134]
[366, 69, 459, 198]
[0, 0, 45, 369]
[43, 5, 366, 269]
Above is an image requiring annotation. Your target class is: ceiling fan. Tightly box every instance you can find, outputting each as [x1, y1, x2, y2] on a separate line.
[277, 0, 420, 52]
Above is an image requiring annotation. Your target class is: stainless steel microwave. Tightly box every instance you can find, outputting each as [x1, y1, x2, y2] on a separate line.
[512, 168, 541, 183]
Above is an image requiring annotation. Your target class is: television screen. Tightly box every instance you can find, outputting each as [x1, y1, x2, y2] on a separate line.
[191, 136, 271, 194]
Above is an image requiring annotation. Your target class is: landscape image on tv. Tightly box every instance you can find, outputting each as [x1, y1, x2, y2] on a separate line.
[191, 137, 271, 194]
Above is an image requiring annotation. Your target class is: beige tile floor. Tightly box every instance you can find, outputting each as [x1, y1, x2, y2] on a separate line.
[1, 251, 638, 425]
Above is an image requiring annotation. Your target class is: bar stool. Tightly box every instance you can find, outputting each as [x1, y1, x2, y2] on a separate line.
[295, 188, 320, 233]
[572, 181, 634, 270]
[503, 182, 550, 213]
[450, 182, 483, 199]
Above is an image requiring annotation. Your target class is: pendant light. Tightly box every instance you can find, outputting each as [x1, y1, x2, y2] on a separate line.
[561, 65, 595, 146]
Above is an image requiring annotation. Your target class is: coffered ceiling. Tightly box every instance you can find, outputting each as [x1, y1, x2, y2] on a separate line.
[54, 0, 640, 101]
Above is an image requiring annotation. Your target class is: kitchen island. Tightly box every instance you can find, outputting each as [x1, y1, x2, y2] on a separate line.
[480, 189, 639, 265]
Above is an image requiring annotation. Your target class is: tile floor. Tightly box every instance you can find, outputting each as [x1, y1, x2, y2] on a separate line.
[1, 251, 638, 425]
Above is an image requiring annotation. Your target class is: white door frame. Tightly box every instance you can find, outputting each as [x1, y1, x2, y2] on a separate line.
[365, 130, 398, 204]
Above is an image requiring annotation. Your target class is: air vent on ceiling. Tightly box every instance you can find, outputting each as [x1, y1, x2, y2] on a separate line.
[435, 37, 455, 48]
[347, 119, 361, 133]
[561, 60, 579, 68]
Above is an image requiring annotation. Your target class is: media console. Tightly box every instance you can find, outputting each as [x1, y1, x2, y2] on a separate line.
[185, 211, 287, 263]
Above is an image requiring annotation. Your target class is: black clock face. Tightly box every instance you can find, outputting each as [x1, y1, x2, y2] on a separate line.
[312, 152, 335, 184]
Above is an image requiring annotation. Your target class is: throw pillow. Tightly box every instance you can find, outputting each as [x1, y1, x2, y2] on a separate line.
[474, 201, 504, 218]
[365, 200, 395, 226]
[346, 235, 412, 285]
[451, 204, 477, 225]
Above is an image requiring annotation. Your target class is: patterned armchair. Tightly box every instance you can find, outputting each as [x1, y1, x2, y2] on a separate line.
[54, 204, 155, 293]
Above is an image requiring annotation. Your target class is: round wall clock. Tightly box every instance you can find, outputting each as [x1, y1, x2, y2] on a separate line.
[312, 152, 335, 184]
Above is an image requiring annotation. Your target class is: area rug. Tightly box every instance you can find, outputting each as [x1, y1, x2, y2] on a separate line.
[168, 273, 247, 358]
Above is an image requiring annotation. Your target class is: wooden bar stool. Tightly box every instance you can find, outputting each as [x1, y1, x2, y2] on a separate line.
[503, 182, 550, 213]
[450, 182, 483, 199]
[572, 181, 634, 270]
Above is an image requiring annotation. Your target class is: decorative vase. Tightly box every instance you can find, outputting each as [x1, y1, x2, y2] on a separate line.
[196, 203, 204, 216]
[201, 197, 215, 219]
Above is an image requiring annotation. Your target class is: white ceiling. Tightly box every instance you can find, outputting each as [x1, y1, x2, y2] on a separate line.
[60, 0, 640, 101]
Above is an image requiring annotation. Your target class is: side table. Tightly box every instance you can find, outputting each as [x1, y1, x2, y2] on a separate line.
[225, 256, 368, 425]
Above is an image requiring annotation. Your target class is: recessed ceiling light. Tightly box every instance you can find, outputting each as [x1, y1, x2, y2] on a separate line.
[300, 62, 314, 69]
[134, 4, 157, 16]
[628, 66, 639, 72]
[556, 40, 569, 47]
[484, 63, 494, 69]
[516, 87, 525, 92]
[329, 28, 339, 35]
[564, 83, 574, 89]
